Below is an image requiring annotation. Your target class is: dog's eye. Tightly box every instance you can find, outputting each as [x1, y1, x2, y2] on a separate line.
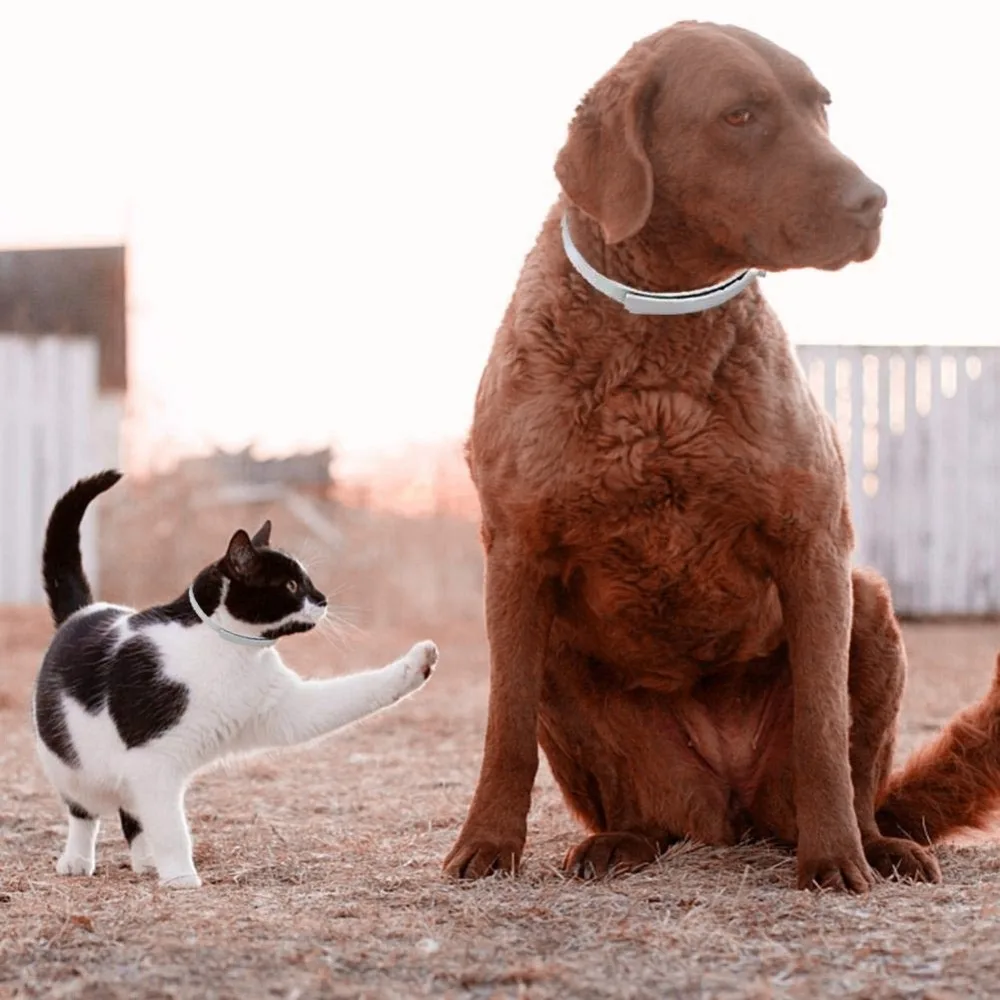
[724, 109, 754, 127]
[286, 580, 299, 594]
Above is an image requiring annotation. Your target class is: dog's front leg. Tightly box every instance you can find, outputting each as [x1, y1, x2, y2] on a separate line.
[444, 542, 554, 879]
[778, 539, 872, 892]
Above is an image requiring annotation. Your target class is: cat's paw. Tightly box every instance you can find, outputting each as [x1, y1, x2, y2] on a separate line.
[131, 855, 156, 875]
[395, 640, 438, 697]
[56, 854, 95, 876]
[159, 872, 202, 890]
[130, 837, 156, 874]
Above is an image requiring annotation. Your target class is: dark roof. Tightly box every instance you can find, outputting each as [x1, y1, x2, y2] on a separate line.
[0, 246, 127, 391]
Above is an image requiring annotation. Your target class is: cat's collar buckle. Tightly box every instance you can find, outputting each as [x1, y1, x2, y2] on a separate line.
[187, 586, 278, 648]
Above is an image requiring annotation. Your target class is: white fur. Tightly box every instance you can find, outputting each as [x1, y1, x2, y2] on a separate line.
[36, 605, 437, 890]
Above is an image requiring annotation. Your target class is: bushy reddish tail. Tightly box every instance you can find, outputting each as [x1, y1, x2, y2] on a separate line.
[876, 654, 1000, 844]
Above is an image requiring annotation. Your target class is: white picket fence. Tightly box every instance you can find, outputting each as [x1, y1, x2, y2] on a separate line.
[0, 334, 101, 604]
[796, 345, 1000, 617]
[0, 334, 996, 616]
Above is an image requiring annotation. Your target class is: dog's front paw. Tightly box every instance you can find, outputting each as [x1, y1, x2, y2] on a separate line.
[444, 833, 524, 879]
[864, 836, 941, 884]
[394, 640, 438, 697]
[797, 848, 873, 893]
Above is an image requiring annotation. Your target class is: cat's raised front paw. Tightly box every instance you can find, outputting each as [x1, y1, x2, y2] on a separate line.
[56, 854, 95, 877]
[395, 640, 438, 696]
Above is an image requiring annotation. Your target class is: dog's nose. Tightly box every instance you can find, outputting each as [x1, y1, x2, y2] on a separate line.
[842, 177, 887, 227]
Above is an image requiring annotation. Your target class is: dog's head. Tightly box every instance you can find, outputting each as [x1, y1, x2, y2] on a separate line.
[555, 22, 885, 274]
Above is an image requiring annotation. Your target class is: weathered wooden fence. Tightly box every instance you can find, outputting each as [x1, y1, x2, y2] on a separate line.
[0, 334, 100, 604]
[1, 334, 996, 616]
[796, 345, 999, 617]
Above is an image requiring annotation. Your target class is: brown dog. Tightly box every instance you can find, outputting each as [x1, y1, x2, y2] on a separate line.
[444, 21, 1000, 892]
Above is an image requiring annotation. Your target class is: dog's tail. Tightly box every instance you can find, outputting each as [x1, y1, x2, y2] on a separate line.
[876, 652, 1000, 843]
[42, 469, 123, 627]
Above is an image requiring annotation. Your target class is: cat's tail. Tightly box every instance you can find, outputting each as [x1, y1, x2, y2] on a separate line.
[42, 469, 123, 627]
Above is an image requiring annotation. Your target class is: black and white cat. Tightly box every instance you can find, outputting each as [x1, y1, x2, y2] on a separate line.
[32, 470, 437, 889]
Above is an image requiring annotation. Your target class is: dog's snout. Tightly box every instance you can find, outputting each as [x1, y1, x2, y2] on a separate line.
[841, 177, 887, 227]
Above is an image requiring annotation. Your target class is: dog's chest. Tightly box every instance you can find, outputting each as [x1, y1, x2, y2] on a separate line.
[554, 504, 785, 673]
[539, 391, 820, 670]
[540, 384, 789, 537]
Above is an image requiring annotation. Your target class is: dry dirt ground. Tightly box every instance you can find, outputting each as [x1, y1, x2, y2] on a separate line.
[2, 499, 1000, 999]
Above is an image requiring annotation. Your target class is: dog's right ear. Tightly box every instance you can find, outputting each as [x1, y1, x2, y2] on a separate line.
[555, 63, 657, 245]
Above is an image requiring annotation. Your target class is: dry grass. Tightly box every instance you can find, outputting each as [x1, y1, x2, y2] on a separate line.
[2, 488, 1000, 999]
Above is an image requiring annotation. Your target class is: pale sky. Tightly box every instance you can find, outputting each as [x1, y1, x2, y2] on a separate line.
[2, 1, 997, 474]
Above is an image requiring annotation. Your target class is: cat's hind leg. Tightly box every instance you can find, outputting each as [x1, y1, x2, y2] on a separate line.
[56, 800, 100, 876]
[119, 808, 156, 874]
[128, 774, 201, 889]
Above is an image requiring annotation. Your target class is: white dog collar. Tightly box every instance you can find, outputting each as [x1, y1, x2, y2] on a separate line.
[561, 214, 764, 316]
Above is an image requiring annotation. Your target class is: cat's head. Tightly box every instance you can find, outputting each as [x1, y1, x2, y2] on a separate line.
[216, 520, 327, 639]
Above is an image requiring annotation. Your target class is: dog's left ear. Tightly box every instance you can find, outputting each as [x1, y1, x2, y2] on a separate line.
[555, 59, 658, 245]
[251, 520, 272, 548]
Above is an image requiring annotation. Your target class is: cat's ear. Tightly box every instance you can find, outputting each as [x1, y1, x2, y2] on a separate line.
[224, 530, 260, 579]
[251, 520, 272, 548]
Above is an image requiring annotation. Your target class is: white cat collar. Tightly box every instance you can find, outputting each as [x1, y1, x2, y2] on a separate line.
[187, 586, 278, 648]
[560, 214, 764, 316]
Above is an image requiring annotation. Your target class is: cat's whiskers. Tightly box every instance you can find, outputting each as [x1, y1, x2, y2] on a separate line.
[322, 582, 352, 605]
[313, 622, 346, 652]
[316, 608, 364, 651]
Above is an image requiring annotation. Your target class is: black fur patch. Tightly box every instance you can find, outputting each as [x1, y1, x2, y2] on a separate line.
[34, 605, 189, 759]
[119, 809, 142, 845]
[260, 620, 318, 640]
[107, 635, 188, 749]
[65, 799, 94, 820]
[34, 606, 121, 765]
[130, 587, 211, 629]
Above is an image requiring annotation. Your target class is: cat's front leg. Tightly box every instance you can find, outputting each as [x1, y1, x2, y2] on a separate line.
[249, 640, 438, 749]
[385, 640, 439, 699]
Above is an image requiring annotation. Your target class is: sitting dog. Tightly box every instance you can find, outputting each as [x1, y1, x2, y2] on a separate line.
[444, 20, 1000, 891]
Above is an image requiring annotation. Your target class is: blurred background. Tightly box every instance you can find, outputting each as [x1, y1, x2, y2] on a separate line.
[0, 0, 997, 626]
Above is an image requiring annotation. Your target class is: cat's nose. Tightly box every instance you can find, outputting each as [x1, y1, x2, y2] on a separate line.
[314, 594, 328, 608]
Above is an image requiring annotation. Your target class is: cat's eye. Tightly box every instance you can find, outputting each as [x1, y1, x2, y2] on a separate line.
[286, 580, 299, 594]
